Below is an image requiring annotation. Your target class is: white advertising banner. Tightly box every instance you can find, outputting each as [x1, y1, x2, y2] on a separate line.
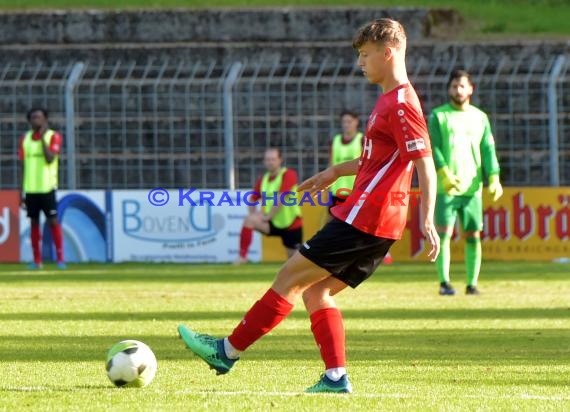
[111, 189, 261, 263]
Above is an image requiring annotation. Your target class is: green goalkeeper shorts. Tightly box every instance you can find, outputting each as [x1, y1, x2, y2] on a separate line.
[435, 194, 483, 232]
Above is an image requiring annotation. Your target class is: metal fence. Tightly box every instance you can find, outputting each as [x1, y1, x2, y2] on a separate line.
[1, 53, 568, 190]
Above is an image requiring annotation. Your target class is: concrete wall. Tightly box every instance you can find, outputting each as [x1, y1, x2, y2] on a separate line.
[0, 8, 460, 45]
[0, 8, 566, 67]
[1, 40, 568, 67]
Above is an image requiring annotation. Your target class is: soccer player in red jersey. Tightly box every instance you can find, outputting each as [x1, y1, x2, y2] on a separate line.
[178, 18, 440, 393]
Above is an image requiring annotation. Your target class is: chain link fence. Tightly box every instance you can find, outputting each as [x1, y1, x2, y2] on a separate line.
[1, 53, 568, 190]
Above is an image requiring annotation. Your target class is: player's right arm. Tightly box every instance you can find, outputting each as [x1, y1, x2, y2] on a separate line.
[427, 113, 446, 170]
[428, 112, 460, 193]
[332, 157, 359, 177]
[297, 158, 359, 198]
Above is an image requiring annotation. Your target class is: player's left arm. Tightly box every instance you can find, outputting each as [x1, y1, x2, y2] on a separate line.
[480, 115, 503, 201]
[390, 100, 439, 260]
[414, 156, 440, 261]
[42, 131, 62, 164]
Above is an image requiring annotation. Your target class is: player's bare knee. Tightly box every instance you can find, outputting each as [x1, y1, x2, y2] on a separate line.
[301, 288, 315, 306]
[243, 215, 256, 228]
[303, 294, 323, 310]
[272, 281, 303, 303]
[303, 290, 336, 313]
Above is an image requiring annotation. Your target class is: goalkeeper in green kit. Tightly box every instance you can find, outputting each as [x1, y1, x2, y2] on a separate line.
[428, 70, 502, 296]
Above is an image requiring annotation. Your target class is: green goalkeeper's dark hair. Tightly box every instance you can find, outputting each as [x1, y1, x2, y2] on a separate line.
[447, 69, 473, 88]
[352, 18, 406, 50]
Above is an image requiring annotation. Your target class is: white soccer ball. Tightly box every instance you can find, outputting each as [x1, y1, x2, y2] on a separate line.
[106, 340, 158, 388]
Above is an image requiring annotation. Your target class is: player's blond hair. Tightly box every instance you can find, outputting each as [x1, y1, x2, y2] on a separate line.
[352, 18, 407, 50]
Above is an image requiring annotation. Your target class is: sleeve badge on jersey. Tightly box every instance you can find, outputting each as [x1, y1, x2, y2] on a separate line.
[406, 138, 426, 152]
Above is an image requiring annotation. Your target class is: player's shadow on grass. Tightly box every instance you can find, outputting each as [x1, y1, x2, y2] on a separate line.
[0, 307, 568, 322]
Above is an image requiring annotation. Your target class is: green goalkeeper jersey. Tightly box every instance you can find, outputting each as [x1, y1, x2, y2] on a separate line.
[428, 103, 500, 197]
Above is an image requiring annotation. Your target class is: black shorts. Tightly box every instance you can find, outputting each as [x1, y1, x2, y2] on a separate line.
[328, 195, 347, 211]
[268, 221, 303, 250]
[299, 217, 395, 288]
[25, 190, 58, 220]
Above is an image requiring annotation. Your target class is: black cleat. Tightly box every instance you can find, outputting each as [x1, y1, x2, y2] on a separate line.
[439, 282, 456, 296]
[465, 285, 480, 295]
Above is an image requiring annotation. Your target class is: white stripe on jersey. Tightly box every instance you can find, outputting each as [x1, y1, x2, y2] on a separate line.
[345, 149, 400, 225]
[397, 87, 406, 104]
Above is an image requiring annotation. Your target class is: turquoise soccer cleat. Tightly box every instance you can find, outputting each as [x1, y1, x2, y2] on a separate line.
[305, 374, 353, 394]
[177, 324, 237, 375]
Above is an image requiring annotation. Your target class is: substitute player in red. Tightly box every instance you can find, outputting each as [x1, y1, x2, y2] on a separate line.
[178, 18, 439, 393]
[19, 108, 66, 269]
[234, 147, 303, 264]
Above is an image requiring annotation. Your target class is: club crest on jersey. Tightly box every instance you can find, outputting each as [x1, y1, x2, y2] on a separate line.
[406, 138, 426, 152]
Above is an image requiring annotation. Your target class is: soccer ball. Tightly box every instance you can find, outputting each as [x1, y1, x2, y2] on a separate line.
[106, 340, 157, 388]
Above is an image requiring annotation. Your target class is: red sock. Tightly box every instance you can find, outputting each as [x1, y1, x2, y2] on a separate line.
[31, 223, 42, 264]
[310, 307, 346, 369]
[239, 227, 253, 259]
[228, 288, 293, 351]
[50, 223, 64, 263]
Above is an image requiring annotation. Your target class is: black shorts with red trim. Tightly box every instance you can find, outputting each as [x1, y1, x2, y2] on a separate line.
[268, 221, 303, 250]
[25, 190, 58, 220]
[299, 217, 395, 288]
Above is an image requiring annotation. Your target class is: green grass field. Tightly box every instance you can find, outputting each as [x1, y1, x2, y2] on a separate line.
[0, 0, 569, 38]
[0, 262, 569, 411]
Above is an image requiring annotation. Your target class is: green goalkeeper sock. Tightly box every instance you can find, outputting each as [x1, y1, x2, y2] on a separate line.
[436, 233, 451, 284]
[465, 237, 482, 286]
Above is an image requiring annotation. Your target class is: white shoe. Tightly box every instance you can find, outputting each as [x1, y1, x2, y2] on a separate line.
[233, 257, 248, 265]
